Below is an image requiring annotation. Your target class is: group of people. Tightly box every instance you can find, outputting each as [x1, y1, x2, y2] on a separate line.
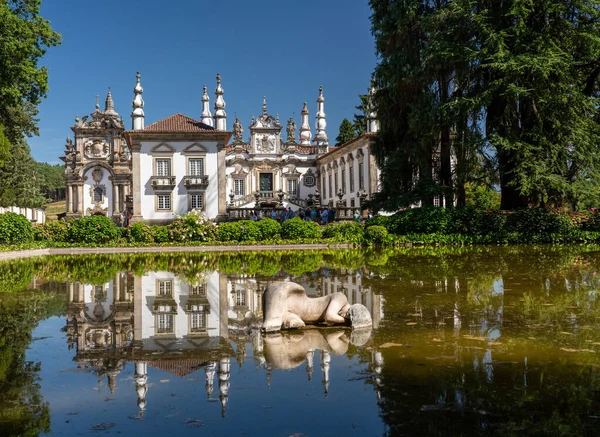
[245, 206, 368, 225]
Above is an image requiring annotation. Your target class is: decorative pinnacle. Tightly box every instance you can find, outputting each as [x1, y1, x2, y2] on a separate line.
[262, 96, 267, 114]
[202, 84, 209, 100]
[318, 85, 324, 101]
[95, 94, 100, 110]
[105, 87, 115, 113]
[301, 102, 308, 114]
[134, 72, 143, 93]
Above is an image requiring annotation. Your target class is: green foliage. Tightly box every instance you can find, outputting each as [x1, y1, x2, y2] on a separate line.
[365, 225, 388, 246]
[582, 210, 600, 232]
[34, 162, 64, 200]
[505, 208, 575, 239]
[152, 225, 170, 243]
[0, 212, 33, 244]
[390, 207, 451, 235]
[32, 220, 67, 242]
[465, 183, 501, 210]
[322, 222, 365, 244]
[0, 141, 46, 208]
[0, 125, 11, 169]
[0, 0, 62, 142]
[66, 215, 120, 244]
[168, 210, 217, 242]
[335, 118, 357, 146]
[365, 215, 392, 229]
[216, 220, 261, 242]
[280, 217, 322, 239]
[130, 222, 154, 243]
[257, 218, 281, 240]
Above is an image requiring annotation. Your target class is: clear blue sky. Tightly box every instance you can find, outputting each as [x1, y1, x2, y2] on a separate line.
[31, 0, 377, 164]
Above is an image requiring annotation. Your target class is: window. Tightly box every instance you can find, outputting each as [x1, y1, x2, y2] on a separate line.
[190, 193, 204, 210]
[158, 279, 173, 296]
[341, 169, 346, 194]
[234, 178, 245, 197]
[328, 175, 332, 198]
[349, 166, 355, 192]
[334, 172, 338, 193]
[236, 290, 246, 306]
[304, 175, 315, 186]
[190, 284, 206, 297]
[156, 159, 171, 176]
[288, 178, 299, 196]
[358, 162, 365, 190]
[93, 187, 103, 202]
[189, 158, 204, 176]
[157, 314, 174, 333]
[157, 194, 171, 211]
[322, 177, 326, 198]
[191, 312, 206, 331]
[351, 198, 355, 207]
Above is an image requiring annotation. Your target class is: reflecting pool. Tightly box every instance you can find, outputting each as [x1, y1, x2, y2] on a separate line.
[3, 247, 600, 436]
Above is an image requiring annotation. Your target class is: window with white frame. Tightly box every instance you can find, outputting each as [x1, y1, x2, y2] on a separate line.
[287, 178, 299, 196]
[349, 166, 355, 192]
[191, 312, 206, 331]
[156, 159, 171, 176]
[158, 279, 173, 296]
[334, 172, 339, 193]
[304, 175, 315, 186]
[190, 193, 204, 210]
[157, 194, 171, 210]
[234, 178, 245, 198]
[358, 162, 365, 189]
[190, 284, 206, 297]
[236, 290, 246, 306]
[188, 158, 204, 176]
[328, 174, 332, 198]
[157, 314, 174, 333]
[341, 169, 346, 194]
[322, 177, 326, 198]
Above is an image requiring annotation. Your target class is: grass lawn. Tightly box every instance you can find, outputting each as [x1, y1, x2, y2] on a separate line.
[45, 200, 65, 221]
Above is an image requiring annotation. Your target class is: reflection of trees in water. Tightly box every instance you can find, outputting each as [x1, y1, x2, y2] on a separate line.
[0, 287, 66, 436]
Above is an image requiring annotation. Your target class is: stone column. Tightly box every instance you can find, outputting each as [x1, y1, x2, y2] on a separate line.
[216, 142, 227, 221]
[130, 141, 143, 223]
[368, 148, 378, 197]
[66, 184, 72, 213]
[77, 184, 84, 214]
[112, 184, 119, 214]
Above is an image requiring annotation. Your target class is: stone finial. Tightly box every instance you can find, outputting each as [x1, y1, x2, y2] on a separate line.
[299, 102, 312, 145]
[367, 78, 379, 133]
[262, 96, 267, 114]
[214, 73, 227, 130]
[233, 116, 243, 141]
[105, 87, 117, 115]
[200, 84, 214, 127]
[313, 85, 328, 148]
[95, 94, 100, 110]
[131, 72, 145, 130]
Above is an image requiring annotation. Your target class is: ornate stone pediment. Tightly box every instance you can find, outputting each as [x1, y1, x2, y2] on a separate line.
[283, 165, 301, 178]
[74, 109, 123, 131]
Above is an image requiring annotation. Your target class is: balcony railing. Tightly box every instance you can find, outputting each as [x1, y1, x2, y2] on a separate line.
[184, 175, 209, 189]
[150, 176, 176, 190]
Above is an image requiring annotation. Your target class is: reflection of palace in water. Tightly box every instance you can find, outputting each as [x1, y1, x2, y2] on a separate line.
[64, 269, 384, 416]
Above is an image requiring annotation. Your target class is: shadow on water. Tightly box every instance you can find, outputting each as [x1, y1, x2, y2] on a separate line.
[2, 246, 600, 435]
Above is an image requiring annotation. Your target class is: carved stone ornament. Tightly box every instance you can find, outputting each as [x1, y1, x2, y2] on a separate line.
[84, 140, 110, 159]
[86, 204, 108, 216]
[89, 183, 107, 206]
[256, 134, 275, 153]
[303, 168, 317, 187]
[92, 166, 103, 183]
[286, 117, 296, 142]
[233, 117, 243, 142]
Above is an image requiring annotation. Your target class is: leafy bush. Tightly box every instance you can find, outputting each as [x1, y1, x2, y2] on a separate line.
[152, 226, 170, 243]
[0, 212, 34, 244]
[365, 225, 388, 245]
[217, 220, 262, 242]
[390, 207, 451, 235]
[505, 208, 574, 238]
[322, 222, 364, 244]
[168, 210, 217, 242]
[130, 222, 154, 243]
[257, 218, 281, 239]
[365, 215, 392, 230]
[280, 217, 321, 239]
[33, 220, 68, 242]
[67, 215, 120, 243]
[582, 210, 600, 231]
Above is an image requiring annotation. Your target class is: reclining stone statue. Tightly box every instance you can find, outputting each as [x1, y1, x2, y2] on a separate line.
[262, 281, 372, 332]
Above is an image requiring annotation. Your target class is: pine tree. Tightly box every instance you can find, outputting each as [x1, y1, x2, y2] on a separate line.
[335, 118, 357, 146]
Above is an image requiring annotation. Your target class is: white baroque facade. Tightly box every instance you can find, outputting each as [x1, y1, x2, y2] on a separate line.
[62, 73, 380, 223]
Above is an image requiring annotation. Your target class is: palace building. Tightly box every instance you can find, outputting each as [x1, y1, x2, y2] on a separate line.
[61, 73, 380, 223]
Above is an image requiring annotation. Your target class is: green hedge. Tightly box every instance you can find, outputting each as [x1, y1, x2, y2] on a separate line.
[0, 212, 33, 244]
[67, 215, 120, 243]
[281, 217, 322, 239]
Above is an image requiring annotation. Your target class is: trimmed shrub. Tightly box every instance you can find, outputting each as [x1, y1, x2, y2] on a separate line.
[217, 220, 262, 242]
[365, 215, 392, 230]
[390, 207, 451, 235]
[0, 212, 34, 244]
[322, 222, 364, 244]
[67, 215, 120, 243]
[33, 220, 69, 242]
[168, 210, 217, 242]
[217, 222, 242, 242]
[365, 225, 388, 245]
[152, 225, 170, 243]
[130, 222, 154, 243]
[280, 217, 321, 239]
[257, 218, 281, 240]
[505, 208, 574, 238]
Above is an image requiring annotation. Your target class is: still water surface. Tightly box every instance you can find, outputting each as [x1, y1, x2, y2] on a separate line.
[2, 247, 600, 436]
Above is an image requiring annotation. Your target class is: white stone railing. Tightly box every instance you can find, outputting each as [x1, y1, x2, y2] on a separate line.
[0, 206, 46, 223]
